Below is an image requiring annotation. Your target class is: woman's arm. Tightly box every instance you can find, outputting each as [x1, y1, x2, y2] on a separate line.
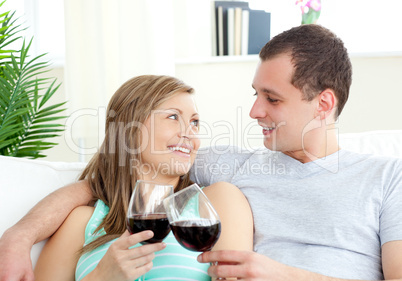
[203, 182, 253, 281]
[34, 206, 94, 281]
[203, 182, 254, 251]
[35, 205, 167, 281]
[0, 181, 92, 281]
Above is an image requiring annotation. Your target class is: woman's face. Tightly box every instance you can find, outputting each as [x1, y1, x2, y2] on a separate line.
[139, 92, 200, 183]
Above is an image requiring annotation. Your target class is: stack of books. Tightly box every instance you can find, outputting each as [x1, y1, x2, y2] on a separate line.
[212, 1, 271, 56]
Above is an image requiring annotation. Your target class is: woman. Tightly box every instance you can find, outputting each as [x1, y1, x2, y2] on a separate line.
[34, 75, 253, 280]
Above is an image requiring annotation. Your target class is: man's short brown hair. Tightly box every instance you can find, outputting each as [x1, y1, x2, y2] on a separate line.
[259, 24, 352, 118]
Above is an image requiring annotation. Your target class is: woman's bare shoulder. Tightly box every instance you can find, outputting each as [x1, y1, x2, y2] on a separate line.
[69, 205, 95, 222]
[202, 181, 245, 198]
[202, 182, 254, 251]
[202, 181, 251, 215]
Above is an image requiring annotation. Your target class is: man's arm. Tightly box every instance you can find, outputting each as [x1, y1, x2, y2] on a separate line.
[198, 240, 402, 281]
[0, 181, 91, 281]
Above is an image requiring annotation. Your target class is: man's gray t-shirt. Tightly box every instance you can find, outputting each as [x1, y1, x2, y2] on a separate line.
[190, 146, 402, 280]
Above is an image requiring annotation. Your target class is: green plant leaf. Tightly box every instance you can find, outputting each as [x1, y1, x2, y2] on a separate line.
[36, 108, 67, 119]
[19, 140, 58, 146]
[23, 134, 61, 141]
[32, 116, 67, 124]
[0, 125, 23, 141]
[37, 102, 67, 114]
[26, 128, 65, 136]
[29, 123, 65, 129]
[0, 1, 68, 159]
[0, 138, 18, 150]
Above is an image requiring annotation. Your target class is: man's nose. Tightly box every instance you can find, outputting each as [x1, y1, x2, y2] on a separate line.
[249, 98, 266, 120]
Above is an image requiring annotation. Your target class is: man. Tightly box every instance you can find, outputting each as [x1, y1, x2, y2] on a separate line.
[193, 24, 402, 280]
[1, 24, 402, 281]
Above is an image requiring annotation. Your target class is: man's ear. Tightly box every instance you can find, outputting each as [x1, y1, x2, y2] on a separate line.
[316, 89, 336, 120]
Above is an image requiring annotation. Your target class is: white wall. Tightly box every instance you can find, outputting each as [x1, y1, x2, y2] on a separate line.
[5, 0, 401, 162]
[43, 54, 402, 162]
[340, 55, 402, 133]
[175, 57, 261, 150]
[174, 55, 402, 150]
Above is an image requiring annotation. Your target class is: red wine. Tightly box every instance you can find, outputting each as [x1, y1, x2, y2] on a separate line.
[171, 220, 221, 252]
[126, 213, 170, 244]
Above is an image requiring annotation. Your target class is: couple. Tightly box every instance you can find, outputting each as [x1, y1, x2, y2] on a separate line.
[2, 24, 402, 281]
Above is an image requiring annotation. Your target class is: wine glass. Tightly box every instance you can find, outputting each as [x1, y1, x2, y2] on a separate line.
[163, 183, 221, 252]
[126, 180, 173, 280]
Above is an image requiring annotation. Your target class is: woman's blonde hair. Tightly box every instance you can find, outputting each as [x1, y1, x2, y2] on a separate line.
[79, 75, 194, 254]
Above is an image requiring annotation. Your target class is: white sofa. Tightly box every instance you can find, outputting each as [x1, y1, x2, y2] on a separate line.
[0, 156, 87, 267]
[1, 130, 402, 267]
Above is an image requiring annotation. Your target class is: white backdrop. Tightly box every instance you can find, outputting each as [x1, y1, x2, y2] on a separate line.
[3, 0, 402, 162]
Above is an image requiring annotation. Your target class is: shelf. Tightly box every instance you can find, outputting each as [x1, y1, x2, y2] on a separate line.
[348, 51, 402, 58]
[175, 54, 260, 65]
[175, 52, 402, 65]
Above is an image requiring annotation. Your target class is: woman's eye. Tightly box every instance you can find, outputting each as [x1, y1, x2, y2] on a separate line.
[168, 114, 178, 120]
[191, 119, 199, 127]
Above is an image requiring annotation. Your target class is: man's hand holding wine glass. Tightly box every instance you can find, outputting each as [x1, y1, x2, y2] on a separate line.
[198, 250, 305, 281]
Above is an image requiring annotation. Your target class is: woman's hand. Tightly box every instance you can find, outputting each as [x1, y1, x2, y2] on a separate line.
[83, 230, 166, 281]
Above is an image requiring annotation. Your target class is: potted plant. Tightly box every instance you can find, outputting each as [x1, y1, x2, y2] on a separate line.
[0, 0, 67, 159]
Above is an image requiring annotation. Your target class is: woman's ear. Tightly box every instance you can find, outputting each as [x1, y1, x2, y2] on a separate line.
[316, 89, 336, 120]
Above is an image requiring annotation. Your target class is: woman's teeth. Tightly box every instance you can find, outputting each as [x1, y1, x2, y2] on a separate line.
[169, 146, 190, 153]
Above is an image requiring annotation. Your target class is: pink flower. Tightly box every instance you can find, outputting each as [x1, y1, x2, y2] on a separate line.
[306, 0, 321, 12]
[296, 0, 321, 13]
[296, 0, 321, 24]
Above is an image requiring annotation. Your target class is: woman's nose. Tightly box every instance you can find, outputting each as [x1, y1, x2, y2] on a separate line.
[178, 121, 198, 139]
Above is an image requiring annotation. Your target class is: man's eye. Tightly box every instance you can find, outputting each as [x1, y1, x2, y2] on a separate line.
[254, 92, 278, 103]
[267, 96, 279, 103]
[168, 114, 178, 120]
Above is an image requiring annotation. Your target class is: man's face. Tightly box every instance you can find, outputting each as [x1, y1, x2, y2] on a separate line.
[250, 54, 320, 154]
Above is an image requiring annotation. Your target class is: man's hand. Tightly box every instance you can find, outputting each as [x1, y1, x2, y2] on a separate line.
[0, 230, 34, 281]
[0, 181, 92, 281]
[197, 250, 301, 281]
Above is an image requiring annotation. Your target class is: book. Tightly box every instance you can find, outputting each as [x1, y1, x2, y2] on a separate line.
[214, 1, 249, 56]
[228, 7, 235, 56]
[241, 9, 249, 56]
[248, 9, 271, 55]
[217, 6, 224, 56]
[234, 7, 242, 56]
[210, 1, 217, 56]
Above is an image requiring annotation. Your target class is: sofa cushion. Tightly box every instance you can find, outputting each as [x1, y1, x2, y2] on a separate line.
[0, 155, 86, 266]
[339, 130, 402, 158]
